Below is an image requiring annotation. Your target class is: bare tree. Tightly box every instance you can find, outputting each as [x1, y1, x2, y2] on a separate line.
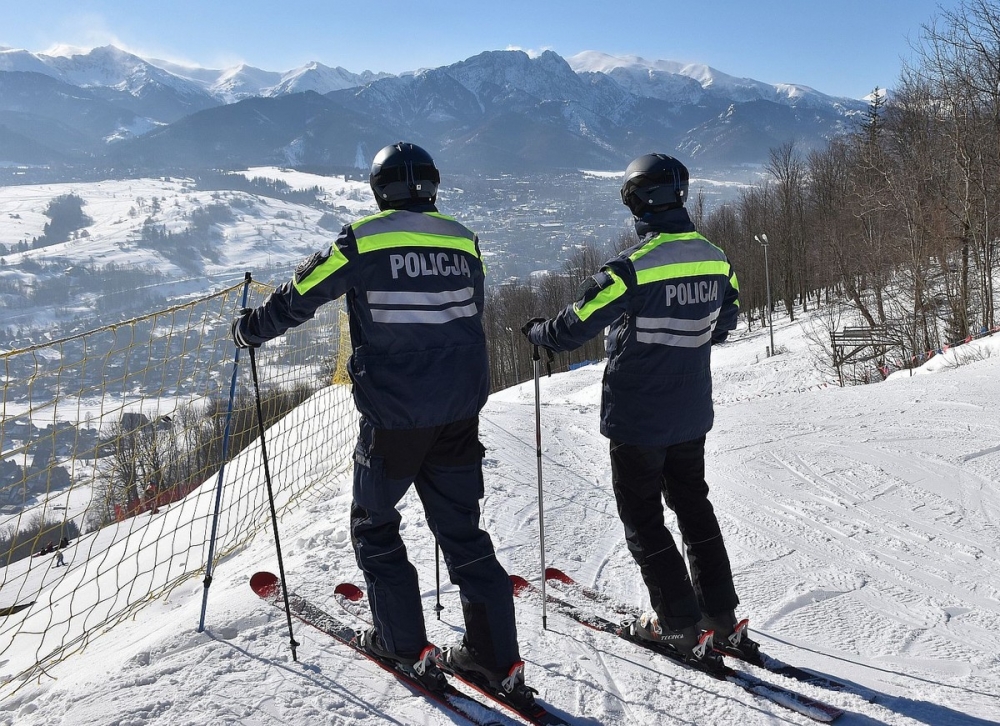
[766, 141, 809, 319]
[912, 0, 1000, 333]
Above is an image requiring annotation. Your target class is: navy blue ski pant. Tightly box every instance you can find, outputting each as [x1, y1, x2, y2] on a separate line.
[610, 435, 739, 630]
[350, 415, 519, 671]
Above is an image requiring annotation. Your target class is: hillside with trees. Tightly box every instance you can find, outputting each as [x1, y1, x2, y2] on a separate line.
[481, 3, 1000, 388]
[647, 2, 996, 385]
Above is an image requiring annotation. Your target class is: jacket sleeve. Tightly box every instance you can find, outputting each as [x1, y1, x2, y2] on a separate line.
[712, 262, 740, 344]
[241, 227, 357, 345]
[527, 259, 634, 353]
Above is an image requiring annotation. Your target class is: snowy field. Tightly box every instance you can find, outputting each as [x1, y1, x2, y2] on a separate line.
[1, 312, 999, 725]
[0, 169, 372, 268]
[0, 169, 374, 334]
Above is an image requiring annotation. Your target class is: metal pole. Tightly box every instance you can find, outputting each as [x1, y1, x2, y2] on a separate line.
[532, 344, 548, 630]
[199, 272, 251, 632]
[434, 542, 443, 620]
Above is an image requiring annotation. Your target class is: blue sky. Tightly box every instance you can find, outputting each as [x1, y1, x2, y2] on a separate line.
[1, 0, 966, 99]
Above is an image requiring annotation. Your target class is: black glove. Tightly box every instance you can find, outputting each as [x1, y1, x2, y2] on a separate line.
[231, 307, 259, 349]
[520, 317, 546, 338]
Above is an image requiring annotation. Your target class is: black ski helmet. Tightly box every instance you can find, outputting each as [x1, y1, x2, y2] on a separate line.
[369, 141, 441, 210]
[620, 153, 689, 216]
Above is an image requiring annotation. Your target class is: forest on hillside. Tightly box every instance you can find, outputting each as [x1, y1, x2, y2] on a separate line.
[485, 1, 1000, 390]
[697, 2, 1000, 362]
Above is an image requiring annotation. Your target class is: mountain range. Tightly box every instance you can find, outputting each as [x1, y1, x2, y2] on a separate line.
[0, 45, 869, 175]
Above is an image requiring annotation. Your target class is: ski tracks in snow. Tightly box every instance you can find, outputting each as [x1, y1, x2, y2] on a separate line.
[711, 387, 1000, 707]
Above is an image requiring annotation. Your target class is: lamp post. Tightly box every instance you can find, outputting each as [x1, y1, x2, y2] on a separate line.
[755, 233, 775, 356]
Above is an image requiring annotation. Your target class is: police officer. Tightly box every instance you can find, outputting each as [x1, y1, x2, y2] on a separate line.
[232, 142, 534, 706]
[522, 153, 758, 666]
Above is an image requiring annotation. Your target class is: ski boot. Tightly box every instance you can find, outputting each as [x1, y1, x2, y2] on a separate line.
[698, 611, 762, 664]
[629, 612, 725, 670]
[357, 628, 447, 692]
[438, 641, 539, 713]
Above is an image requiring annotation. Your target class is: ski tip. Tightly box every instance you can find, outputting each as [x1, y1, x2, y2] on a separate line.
[544, 567, 575, 585]
[250, 571, 280, 598]
[334, 582, 364, 602]
[509, 574, 532, 596]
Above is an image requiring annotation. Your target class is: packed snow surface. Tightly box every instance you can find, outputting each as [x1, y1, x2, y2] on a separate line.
[2, 314, 1000, 725]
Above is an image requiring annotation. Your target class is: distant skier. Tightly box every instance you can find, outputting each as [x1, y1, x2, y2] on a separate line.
[54, 550, 65, 567]
[232, 143, 535, 708]
[522, 153, 758, 664]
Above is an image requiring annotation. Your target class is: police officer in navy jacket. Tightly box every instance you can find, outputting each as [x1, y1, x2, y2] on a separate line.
[233, 143, 534, 707]
[523, 153, 759, 665]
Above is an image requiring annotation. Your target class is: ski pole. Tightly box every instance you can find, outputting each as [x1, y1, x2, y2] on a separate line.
[434, 542, 443, 620]
[249, 345, 299, 661]
[532, 343, 548, 630]
[199, 273, 251, 633]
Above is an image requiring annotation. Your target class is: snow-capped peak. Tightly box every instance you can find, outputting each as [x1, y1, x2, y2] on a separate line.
[0, 47, 60, 76]
[568, 50, 839, 105]
[267, 62, 388, 96]
[39, 43, 93, 58]
[210, 63, 283, 101]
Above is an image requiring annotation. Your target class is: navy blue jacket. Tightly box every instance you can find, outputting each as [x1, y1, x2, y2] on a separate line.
[239, 205, 490, 430]
[527, 208, 739, 446]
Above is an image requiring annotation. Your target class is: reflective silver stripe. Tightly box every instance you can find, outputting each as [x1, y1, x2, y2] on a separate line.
[636, 310, 719, 347]
[367, 287, 474, 305]
[370, 304, 478, 324]
[367, 286, 476, 325]
[637, 330, 713, 347]
[637, 311, 719, 332]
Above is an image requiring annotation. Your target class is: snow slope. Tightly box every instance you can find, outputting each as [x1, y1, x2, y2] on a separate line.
[0, 169, 374, 334]
[0, 169, 372, 273]
[1, 315, 999, 725]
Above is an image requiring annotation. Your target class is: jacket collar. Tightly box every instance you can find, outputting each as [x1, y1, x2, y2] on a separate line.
[633, 207, 696, 238]
[386, 202, 438, 214]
